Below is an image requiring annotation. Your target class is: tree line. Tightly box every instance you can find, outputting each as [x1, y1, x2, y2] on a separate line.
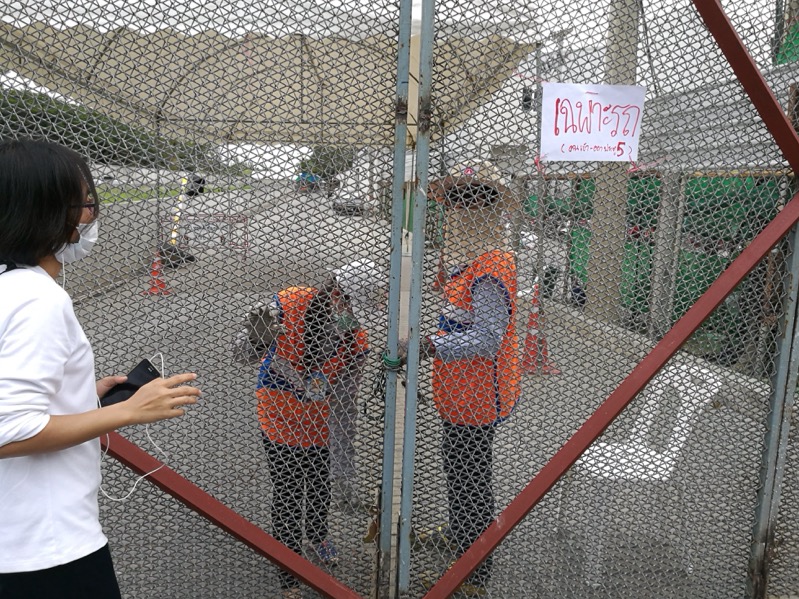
[0, 88, 236, 172]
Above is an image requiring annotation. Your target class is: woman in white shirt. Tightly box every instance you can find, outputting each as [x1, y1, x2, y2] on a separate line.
[0, 139, 202, 599]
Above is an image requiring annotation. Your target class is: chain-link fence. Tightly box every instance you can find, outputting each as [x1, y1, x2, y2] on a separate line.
[2, 1, 401, 597]
[2, 0, 799, 598]
[395, 2, 799, 598]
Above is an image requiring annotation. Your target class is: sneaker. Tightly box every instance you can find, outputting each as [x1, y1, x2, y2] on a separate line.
[456, 581, 487, 597]
[281, 587, 302, 599]
[415, 523, 456, 551]
[313, 539, 339, 566]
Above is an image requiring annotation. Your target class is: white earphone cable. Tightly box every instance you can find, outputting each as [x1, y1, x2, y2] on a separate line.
[99, 351, 169, 502]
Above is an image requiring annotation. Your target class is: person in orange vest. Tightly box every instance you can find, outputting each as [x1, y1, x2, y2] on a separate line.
[417, 162, 521, 596]
[254, 277, 368, 598]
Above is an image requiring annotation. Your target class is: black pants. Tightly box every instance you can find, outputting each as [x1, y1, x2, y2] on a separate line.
[442, 421, 496, 585]
[0, 544, 121, 599]
[264, 439, 331, 589]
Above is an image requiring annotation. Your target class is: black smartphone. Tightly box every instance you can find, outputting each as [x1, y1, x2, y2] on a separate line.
[100, 359, 161, 407]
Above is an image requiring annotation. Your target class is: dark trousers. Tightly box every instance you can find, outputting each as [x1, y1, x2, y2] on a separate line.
[0, 544, 121, 599]
[264, 439, 331, 589]
[442, 421, 496, 585]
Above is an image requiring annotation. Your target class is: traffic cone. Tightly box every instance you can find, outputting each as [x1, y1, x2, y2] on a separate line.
[521, 284, 560, 375]
[141, 254, 171, 296]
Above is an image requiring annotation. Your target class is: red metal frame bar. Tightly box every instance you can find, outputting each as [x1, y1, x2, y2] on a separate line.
[693, 0, 799, 173]
[102, 432, 362, 599]
[423, 1, 799, 596]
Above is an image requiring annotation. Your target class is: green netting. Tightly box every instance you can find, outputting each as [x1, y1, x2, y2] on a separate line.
[776, 20, 799, 65]
[683, 176, 779, 243]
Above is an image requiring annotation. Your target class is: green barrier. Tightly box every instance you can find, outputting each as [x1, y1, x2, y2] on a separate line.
[673, 247, 742, 361]
[683, 176, 779, 242]
[571, 175, 660, 225]
[627, 176, 660, 229]
[569, 225, 591, 285]
[672, 247, 728, 319]
[573, 177, 594, 220]
[568, 225, 654, 313]
[560, 174, 774, 246]
[669, 175, 777, 362]
[526, 176, 656, 223]
[776, 20, 799, 65]
[564, 173, 781, 362]
[620, 239, 654, 314]
[566, 175, 661, 314]
[524, 193, 539, 219]
[525, 186, 572, 220]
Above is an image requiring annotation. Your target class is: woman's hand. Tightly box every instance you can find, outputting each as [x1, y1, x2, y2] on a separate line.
[114, 373, 201, 425]
[96, 375, 126, 399]
[0, 373, 201, 459]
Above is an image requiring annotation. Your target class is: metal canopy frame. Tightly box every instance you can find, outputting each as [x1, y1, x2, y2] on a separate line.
[96, 1, 799, 597]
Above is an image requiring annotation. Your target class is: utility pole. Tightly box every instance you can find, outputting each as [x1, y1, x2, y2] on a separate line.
[584, 0, 639, 323]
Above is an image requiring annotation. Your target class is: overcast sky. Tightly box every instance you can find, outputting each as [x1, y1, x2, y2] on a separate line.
[0, 0, 776, 56]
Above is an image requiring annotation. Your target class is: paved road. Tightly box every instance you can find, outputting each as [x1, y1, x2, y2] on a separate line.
[68, 180, 788, 598]
[76, 182, 389, 598]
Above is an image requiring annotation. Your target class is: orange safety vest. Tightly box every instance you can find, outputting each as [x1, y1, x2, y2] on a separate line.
[256, 287, 369, 447]
[432, 250, 520, 427]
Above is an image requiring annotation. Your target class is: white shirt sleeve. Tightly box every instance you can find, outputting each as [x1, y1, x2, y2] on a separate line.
[0, 292, 75, 447]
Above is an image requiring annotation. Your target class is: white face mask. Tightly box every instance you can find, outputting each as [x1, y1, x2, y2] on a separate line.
[55, 221, 99, 264]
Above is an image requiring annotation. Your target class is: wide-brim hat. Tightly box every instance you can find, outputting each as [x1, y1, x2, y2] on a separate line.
[331, 259, 385, 304]
[427, 161, 515, 208]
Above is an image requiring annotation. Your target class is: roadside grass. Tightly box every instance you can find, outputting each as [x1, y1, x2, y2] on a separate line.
[95, 184, 253, 203]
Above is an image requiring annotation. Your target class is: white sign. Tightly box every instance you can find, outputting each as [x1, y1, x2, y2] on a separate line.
[539, 83, 646, 163]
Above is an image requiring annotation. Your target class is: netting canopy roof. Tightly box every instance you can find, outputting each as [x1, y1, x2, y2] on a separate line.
[0, 19, 532, 145]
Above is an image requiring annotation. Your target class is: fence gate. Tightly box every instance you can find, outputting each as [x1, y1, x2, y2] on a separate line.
[2, 0, 799, 598]
[397, 1, 799, 598]
[1, 0, 406, 597]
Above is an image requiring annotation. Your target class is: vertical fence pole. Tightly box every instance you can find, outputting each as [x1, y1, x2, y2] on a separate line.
[378, 0, 414, 595]
[583, 0, 639, 323]
[748, 225, 799, 598]
[397, 0, 435, 591]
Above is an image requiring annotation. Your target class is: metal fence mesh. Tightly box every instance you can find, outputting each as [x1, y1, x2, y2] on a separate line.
[80, 155, 395, 599]
[770, 407, 799, 595]
[100, 456, 277, 596]
[404, 0, 797, 597]
[3, 1, 399, 597]
[3, 0, 799, 597]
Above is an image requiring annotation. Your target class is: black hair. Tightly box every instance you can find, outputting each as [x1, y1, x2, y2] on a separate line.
[0, 139, 99, 266]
